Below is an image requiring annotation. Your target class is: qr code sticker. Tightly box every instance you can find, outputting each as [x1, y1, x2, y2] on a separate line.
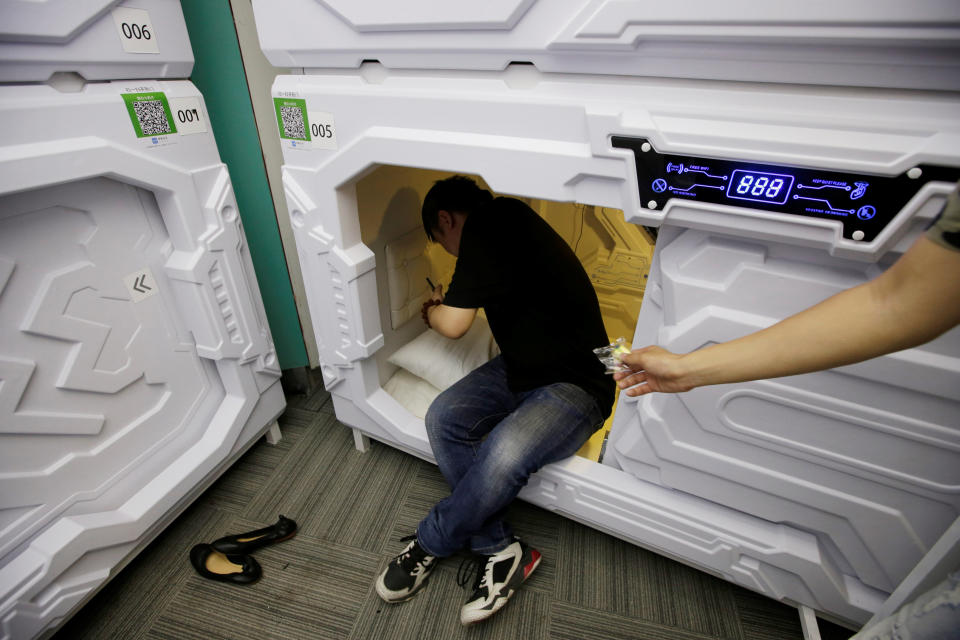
[132, 100, 171, 136]
[280, 106, 307, 140]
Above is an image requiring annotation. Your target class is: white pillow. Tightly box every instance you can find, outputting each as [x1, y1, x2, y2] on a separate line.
[383, 368, 442, 419]
[387, 315, 498, 391]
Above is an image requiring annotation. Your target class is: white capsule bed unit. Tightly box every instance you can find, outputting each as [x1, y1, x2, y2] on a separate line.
[0, 3, 285, 638]
[0, 79, 287, 640]
[272, 69, 960, 629]
[257, 0, 960, 631]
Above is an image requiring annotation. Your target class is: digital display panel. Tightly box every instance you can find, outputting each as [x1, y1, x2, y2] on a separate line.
[726, 170, 794, 205]
[611, 135, 960, 242]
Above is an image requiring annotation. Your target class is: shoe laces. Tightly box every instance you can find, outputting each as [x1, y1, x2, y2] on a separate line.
[456, 555, 489, 597]
[397, 535, 433, 574]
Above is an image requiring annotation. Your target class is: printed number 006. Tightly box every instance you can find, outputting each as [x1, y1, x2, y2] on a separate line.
[311, 123, 332, 138]
[121, 23, 152, 40]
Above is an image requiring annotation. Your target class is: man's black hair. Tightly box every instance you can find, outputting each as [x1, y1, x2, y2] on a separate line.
[421, 176, 493, 242]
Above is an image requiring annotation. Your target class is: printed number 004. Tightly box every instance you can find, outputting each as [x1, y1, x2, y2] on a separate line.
[311, 123, 332, 138]
[121, 23, 152, 40]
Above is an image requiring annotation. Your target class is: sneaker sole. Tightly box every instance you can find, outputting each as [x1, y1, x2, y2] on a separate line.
[460, 549, 541, 625]
[461, 589, 514, 625]
[375, 570, 432, 603]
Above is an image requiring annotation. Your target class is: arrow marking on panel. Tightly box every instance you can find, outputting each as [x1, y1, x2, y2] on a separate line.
[123, 268, 158, 303]
[132, 274, 152, 293]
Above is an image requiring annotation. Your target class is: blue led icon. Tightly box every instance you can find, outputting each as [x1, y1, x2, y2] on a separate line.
[652, 178, 668, 193]
[857, 205, 877, 220]
[851, 182, 869, 200]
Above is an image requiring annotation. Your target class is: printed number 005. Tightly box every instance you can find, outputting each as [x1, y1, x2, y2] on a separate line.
[311, 123, 332, 138]
[121, 23, 152, 40]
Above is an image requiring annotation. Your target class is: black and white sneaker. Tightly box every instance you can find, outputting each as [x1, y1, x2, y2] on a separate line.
[457, 539, 541, 625]
[375, 535, 438, 603]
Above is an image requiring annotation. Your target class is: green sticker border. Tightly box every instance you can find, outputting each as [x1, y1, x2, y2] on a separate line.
[122, 92, 178, 138]
[273, 97, 311, 142]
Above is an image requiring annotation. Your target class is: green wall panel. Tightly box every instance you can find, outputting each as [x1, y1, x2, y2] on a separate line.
[180, 0, 308, 369]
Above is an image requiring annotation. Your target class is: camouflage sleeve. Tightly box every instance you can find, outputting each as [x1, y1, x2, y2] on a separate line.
[926, 184, 960, 252]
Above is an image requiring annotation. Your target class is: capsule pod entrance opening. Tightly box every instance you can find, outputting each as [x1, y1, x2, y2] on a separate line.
[353, 164, 654, 461]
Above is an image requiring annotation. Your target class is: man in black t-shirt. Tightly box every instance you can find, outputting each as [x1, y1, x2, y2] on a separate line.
[375, 176, 614, 625]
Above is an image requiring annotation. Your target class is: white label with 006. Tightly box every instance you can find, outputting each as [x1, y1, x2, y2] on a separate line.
[112, 7, 160, 54]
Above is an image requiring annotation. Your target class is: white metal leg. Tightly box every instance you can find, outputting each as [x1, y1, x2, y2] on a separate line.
[264, 420, 282, 445]
[799, 605, 822, 640]
[352, 427, 370, 452]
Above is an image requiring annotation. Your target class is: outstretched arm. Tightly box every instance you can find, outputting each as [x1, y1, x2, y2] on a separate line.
[615, 235, 960, 396]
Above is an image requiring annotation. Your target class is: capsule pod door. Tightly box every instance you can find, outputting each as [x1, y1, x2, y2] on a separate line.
[0, 81, 285, 640]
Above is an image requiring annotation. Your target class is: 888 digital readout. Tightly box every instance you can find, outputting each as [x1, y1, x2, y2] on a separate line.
[726, 169, 795, 205]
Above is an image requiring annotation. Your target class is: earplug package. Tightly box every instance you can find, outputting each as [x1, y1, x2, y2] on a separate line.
[594, 337, 631, 374]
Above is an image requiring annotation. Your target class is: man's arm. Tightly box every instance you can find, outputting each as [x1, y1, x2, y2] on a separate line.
[615, 235, 960, 396]
[427, 304, 477, 338]
[422, 284, 477, 339]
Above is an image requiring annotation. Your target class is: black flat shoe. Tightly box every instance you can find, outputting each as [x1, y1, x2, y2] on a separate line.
[189, 544, 261, 585]
[210, 515, 298, 555]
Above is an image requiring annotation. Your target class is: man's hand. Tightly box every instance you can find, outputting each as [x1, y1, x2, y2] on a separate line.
[419, 285, 476, 337]
[421, 284, 444, 327]
[613, 346, 694, 396]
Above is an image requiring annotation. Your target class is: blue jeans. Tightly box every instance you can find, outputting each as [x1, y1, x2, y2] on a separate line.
[416, 355, 604, 558]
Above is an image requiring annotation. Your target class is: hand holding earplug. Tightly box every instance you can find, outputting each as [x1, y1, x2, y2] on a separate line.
[613, 346, 694, 396]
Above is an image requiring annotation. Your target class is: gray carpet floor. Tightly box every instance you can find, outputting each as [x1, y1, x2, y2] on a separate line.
[53, 381, 854, 640]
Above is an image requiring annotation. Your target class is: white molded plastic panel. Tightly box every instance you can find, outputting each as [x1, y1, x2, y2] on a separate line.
[252, 0, 960, 91]
[271, 70, 960, 626]
[0, 81, 284, 640]
[0, 0, 193, 82]
[607, 227, 960, 596]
